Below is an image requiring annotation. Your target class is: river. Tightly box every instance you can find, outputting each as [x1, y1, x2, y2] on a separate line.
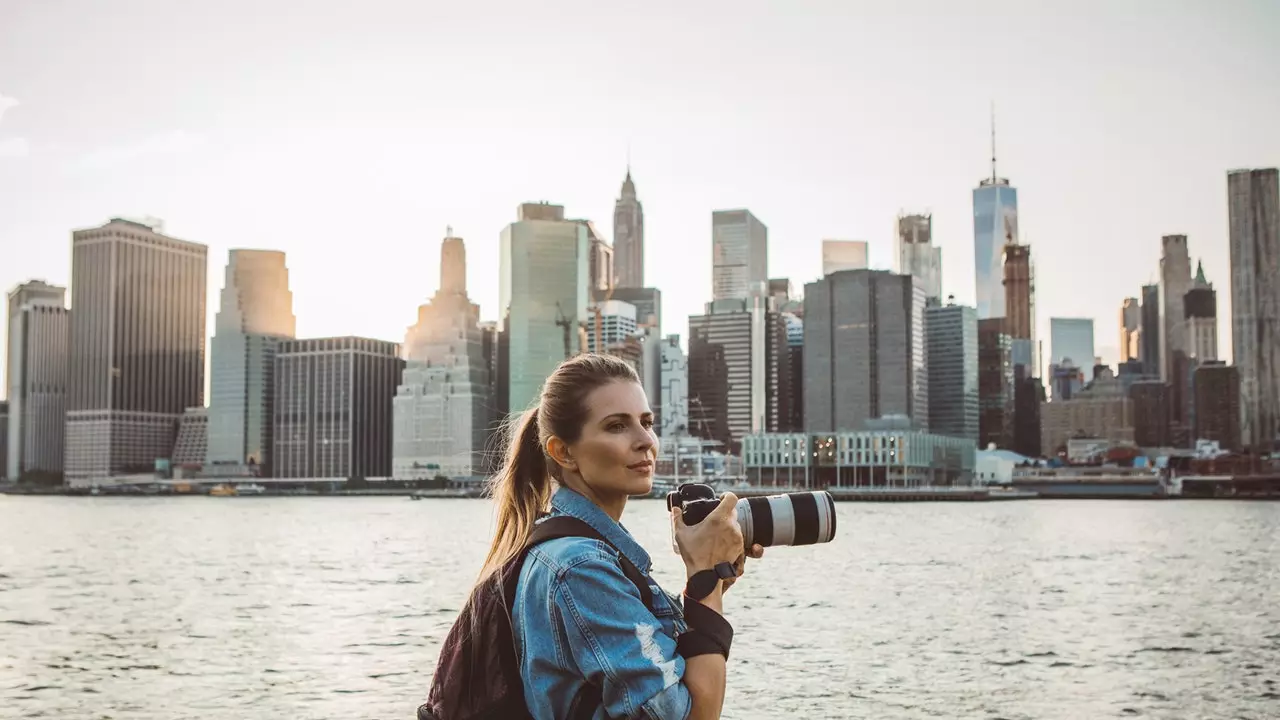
[1, 496, 1278, 719]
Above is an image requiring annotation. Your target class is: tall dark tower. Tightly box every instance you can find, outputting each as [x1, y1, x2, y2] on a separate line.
[613, 168, 645, 289]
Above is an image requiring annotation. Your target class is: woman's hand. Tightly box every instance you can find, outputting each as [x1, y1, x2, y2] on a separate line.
[721, 544, 765, 593]
[671, 492, 747, 578]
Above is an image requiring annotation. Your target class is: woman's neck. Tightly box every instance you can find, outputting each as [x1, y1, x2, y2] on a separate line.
[561, 476, 627, 522]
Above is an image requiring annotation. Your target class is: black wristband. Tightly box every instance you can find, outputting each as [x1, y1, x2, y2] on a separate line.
[676, 596, 734, 660]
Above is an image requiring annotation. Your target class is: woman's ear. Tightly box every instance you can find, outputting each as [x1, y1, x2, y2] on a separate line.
[545, 436, 577, 472]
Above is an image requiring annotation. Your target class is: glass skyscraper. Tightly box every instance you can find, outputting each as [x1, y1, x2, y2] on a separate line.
[973, 179, 1018, 319]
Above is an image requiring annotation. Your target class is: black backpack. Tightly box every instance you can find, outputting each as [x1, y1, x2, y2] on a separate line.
[418, 515, 655, 720]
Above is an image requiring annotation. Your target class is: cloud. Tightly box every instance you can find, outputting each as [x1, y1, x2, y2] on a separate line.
[78, 130, 207, 170]
[0, 137, 31, 158]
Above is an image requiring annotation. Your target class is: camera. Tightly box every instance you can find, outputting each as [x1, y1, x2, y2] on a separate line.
[666, 482, 837, 549]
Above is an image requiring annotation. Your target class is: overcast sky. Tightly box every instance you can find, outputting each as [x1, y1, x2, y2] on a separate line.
[2, 0, 1278, 392]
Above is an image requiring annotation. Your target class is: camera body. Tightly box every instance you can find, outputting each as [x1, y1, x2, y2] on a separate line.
[666, 482, 837, 550]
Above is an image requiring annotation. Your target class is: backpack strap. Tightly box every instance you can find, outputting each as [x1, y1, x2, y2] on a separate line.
[524, 515, 654, 609]
[516, 515, 657, 720]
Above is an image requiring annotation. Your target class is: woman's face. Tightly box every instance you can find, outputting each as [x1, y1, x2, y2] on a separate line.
[564, 380, 658, 499]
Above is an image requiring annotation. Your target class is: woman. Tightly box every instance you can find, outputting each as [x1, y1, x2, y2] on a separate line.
[478, 353, 764, 720]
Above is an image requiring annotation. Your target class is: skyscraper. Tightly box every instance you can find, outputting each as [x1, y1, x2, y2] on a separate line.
[1160, 234, 1192, 381]
[925, 302, 979, 442]
[65, 219, 207, 485]
[1002, 243, 1035, 369]
[711, 209, 768, 301]
[1184, 261, 1217, 362]
[1140, 284, 1161, 378]
[274, 337, 402, 479]
[659, 335, 688, 438]
[501, 202, 590, 413]
[1119, 297, 1142, 364]
[613, 169, 644, 289]
[393, 232, 490, 480]
[687, 296, 790, 454]
[1228, 167, 1280, 452]
[6, 281, 69, 481]
[973, 120, 1018, 320]
[803, 270, 928, 433]
[206, 250, 296, 475]
[895, 214, 942, 303]
[822, 240, 869, 276]
[575, 219, 613, 300]
[978, 318, 1014, 449]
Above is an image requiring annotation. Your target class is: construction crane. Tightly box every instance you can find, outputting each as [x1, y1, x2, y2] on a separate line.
[554, 302, 574, 360]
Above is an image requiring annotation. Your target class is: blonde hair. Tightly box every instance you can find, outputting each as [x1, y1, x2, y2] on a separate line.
[477, 353, 640, 583]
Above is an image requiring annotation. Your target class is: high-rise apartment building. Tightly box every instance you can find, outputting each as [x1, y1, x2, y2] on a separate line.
[1141, 284, 1161, 378]
[1228, 168, 1280, 452]
[803, 270, 928, 433]
[611, 287, 661, 337]
[1129, 380, 1170, 448]
[501, 203, 590, 413]
[6, 281, 70, 481]
[393, 233, 490, 480]
[274, 336, 402, 479]
[973, 156, 1018, 319]
[895, 214, 941, 303]
[1120, 297, 1142, 364]
[65, 219, 207, 485]
[1050, 318, 1095, 368]
[613, 169, 644, 289]
[1002, 243, 1034, 345]
[206, 250, 296, 476]
[711, 210, 768, 301]
[687, 296, 790, 454]
[925, 303, 979, 442]
[587, 300, 638, 352]
[822, 240, 869, 277]
[1160, 234, 1192, 381]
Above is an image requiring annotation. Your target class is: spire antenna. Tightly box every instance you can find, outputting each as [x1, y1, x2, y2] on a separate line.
[990, 100, 997, 183]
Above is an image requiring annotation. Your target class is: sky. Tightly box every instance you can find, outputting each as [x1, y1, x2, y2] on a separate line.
[2, 0, 1278, 395]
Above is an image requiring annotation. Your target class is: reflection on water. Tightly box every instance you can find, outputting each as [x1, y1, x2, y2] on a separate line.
[1, 496, 1278, 719]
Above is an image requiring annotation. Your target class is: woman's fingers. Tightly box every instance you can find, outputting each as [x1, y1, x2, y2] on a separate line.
[749, 544, 765, 559]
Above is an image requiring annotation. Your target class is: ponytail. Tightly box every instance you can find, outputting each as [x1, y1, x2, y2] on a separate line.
[477, 406, 553, 583]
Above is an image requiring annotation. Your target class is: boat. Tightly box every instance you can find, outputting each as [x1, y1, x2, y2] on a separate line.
[234, 483, 267, 496]
[209, 483, 237, 497]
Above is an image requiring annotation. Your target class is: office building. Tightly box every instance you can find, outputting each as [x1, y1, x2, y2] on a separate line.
[611, 287, 661, 337]
[804, 269, 928, 433]
[1120, 297, 1141, 364]
[973, 127, 1018, 320]
[687, 296, 790, 454]
[711, 210, 768, 301]
[587, 300, 638, 353]
[6, 281, 69, 481]
[1193, 362, 1240, 450]
[613, 169, 644, 289]
[782, 313, 804, 432]
[822, 240, 869, 276]
[576, 219, 613, 301]
[1012, 373, 1044, 458]
[1228, 168, 1280, 452]
[274, 336, 402, 479]
[1160, 234, 1193, 381]
[925, 303, 979, 443]
[978, 318, 1014, 449]
[394, 233, 490, 480]
[1041, 377, 1135, 453]
[1184, 261, 1217, 362]
[1050, 318, 1095, 369]
[171, 407, 208, 470]
[1129, 380, 1170, 448]
[206, 250, 296, 476]
[895, 214, 941, 303]
[501, 203, 590, 413]
[742, 430, 975, 487]
[1140, 284, 1161, 378]
[65, 219, 207, 485]
[659, 335, 688, 437]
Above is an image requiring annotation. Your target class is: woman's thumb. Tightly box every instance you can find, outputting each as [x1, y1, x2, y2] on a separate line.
[670, 506, 685, 529]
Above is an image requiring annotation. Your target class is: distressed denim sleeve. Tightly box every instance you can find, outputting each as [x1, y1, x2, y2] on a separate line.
[555, 550, 692, 720]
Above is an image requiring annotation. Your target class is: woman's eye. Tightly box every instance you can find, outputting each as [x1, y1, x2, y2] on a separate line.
[641, 420, 654, 429]
[609, 423, 626, 432]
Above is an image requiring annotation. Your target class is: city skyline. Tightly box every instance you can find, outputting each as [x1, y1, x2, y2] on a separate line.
[2, 0, 1279, 386]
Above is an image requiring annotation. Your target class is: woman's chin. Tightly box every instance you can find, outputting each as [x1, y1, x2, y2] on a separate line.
[626, 475, 654, 497]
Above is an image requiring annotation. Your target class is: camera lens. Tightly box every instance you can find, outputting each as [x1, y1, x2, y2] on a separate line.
[736, 491, 837, 548]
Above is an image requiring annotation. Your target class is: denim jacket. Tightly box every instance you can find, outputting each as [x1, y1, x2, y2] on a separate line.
[513, 487, 692, 720]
